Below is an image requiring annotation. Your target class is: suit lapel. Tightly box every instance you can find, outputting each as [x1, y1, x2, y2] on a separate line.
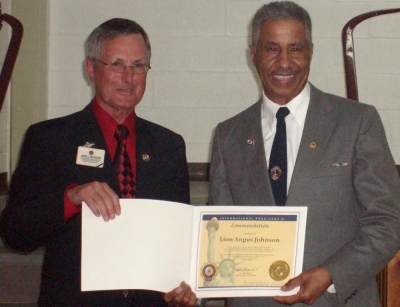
[72, 104, 119, 193]
[135, 117, 157, 198]
[241, 101, 275, 206]
[287, 84, 336, 205]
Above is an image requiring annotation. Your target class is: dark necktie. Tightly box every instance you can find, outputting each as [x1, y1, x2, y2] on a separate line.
[269, 107, 290, 206]
[113, 125, 135, 198]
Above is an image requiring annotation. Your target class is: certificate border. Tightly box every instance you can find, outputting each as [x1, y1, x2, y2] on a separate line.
[192, 206, 307, 298]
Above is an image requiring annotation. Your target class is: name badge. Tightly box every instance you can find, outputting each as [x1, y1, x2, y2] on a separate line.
[76, 146, 105, 168]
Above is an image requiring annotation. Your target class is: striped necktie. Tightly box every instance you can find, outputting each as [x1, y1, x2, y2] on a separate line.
[113, 125, 136, 198]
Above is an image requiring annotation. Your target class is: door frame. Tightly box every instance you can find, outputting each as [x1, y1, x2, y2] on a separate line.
[10, 0, 48, 173]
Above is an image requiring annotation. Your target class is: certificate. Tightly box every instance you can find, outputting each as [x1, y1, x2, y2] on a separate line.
[81, 199, 307, 298]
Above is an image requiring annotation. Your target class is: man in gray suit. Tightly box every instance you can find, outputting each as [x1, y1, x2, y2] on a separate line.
[209, 1, 400, 306]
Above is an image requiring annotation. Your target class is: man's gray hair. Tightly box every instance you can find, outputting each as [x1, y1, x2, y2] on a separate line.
[86, 18, 151, 62]
[251, 1, 312, 48]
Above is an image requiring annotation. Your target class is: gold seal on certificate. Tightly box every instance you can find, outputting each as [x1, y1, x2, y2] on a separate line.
[269, 260, 290, 281]
[201, 263, 218, 281]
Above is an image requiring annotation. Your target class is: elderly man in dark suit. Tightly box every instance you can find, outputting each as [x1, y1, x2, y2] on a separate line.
[209, 1, 400, 306]
[0, 18, 196, 307]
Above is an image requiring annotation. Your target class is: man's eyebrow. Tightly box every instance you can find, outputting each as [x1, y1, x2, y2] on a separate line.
[262, 41, 279, 48]
[263, 41, 279, 46]
[261, 41, 307, 49]
[133, 58, 147, 63]
[109, 57, 124, 62]
[290, 42, 306, 47]
[110, 57, 147, 63]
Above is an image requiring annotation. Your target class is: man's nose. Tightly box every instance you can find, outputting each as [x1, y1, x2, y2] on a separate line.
[277, 50, 291, 69]
[121, 66, 136, 82]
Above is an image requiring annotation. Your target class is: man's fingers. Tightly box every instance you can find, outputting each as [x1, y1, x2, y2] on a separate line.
[89, 182, 120, 220]
[280, 275, 301, 291]
[163, 287, 181, 305]
[178, 281, 197, 307]
[273, 268, 332, 305]
[163, 281, 197, 307]
[68, 181, 120, 221]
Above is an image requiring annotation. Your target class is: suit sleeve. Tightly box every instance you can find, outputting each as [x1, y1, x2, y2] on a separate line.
[173, 135, 190, 204]
[209, 124, 235, 205]
[321, 105, 400, 302]
[0, 124, 70, 252]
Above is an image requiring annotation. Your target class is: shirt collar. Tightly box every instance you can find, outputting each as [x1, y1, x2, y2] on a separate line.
[92, 98, 136, 140]
[262, 82, 310, 130]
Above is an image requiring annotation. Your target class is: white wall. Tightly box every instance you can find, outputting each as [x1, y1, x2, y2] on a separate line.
[47, 0, 400, 163]
[0, 0, 12, 174]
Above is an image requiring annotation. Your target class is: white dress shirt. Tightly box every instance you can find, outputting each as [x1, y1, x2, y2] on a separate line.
[261, 83, 310, 192]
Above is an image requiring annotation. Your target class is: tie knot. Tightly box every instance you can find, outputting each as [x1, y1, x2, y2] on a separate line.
[276, 107, 290, 121]
[115, 125, 129, 141]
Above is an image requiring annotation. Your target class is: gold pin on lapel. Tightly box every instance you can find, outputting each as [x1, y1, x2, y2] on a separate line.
[142, 154, 150, 162]
[247, 139, 255, 146]
[310, 142, 317, 149]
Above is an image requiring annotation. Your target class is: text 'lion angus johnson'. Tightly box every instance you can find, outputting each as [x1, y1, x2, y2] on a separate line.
[220, 223, 280, 244]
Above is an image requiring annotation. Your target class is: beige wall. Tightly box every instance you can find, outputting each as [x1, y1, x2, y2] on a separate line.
[4, 0, 400, 174]
[46, 0, 400, 163]
[0, 0, 47, 177]
[10, 0, 48, 172]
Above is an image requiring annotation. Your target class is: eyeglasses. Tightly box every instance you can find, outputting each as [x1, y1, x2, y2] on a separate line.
[94, 59, 151, 75]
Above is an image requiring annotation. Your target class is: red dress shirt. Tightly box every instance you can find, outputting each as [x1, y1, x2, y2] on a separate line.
[64, 99, 137, 220]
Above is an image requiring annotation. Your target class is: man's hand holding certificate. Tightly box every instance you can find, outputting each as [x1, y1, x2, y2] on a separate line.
[81, 199, 307, 298]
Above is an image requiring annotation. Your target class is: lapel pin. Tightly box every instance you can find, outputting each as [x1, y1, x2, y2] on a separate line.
[142, 154, 150, 162]
[270, 166, 282, 181]
[247, 139, 255, 146]
[310, 142, 317, 149]
[84, 142, 95, 148]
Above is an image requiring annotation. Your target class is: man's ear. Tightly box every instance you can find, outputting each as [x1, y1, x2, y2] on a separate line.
[249, 44, 256, 66]
[85, 57, 95, 82]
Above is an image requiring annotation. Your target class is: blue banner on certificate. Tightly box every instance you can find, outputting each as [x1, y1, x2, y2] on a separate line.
[81, 200, 307, 298]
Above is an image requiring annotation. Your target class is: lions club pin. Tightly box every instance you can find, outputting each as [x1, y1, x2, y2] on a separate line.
[142, 154, 150, 162]
[270, 166, 282, 181]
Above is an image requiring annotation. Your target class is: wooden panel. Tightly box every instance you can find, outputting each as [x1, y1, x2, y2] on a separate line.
[377, 267, 388, 306]
[188, 163, 209, 181]
[189, 165, 400, 180]
[388, 251, 400, 307]
[0, 172, 7, 195]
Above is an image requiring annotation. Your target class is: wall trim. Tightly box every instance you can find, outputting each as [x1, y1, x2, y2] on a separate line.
[1, 165, 399, 194]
